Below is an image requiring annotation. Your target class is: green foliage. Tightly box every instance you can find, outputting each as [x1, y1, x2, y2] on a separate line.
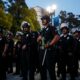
[7, 0, 40, 31]
[0, 0, 40, 32]
[59, 10, 80, 28]
[0, 5, 13, 30]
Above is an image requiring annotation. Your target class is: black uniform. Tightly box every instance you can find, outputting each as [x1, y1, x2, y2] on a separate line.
[59, 34, 75, 80]
[29, 31, 39, 80]
[73, 37, 80, 77]
[6, 38, 14, 73]
[21, 31, 40, 80]
[0, 36, 6, 80]
[21, 32, 31, 80]
[77, 38, 80, 59]
[15, 40, 22, 74]
[55, 41, 61, 77]
[39, 25, 58, 80]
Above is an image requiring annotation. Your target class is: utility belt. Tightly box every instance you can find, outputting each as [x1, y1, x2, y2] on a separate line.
[40, 45, 56, 51]
[62, 50, 74, 56]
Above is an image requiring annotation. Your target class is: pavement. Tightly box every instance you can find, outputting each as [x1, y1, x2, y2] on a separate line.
[7, 67, 41, 80]
[7, 73, 41, 80]
[6, 61, 80, 80]
[6, 66, 80, 80]
[6, 73, 80, 80]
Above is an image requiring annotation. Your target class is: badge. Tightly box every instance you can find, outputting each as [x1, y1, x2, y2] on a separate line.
[46, 28, 49, 31]
[26, 34, 29, 37]
[18, 44, 21, 48]
[0, 38, 2, 41]
[67, 37, 69, 40]
[33, 36, 35, 38]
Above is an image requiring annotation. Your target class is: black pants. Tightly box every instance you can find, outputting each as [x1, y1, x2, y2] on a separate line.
[39, 48, 56, 80]
[21, 50, 29, 80]
[60, 53, 75, 80]
[29, 49, 40, 80]
[55, 49, 61, 77]
[6, 55, 13, 73]
[0, 57, 6, 80]
[16, 56, 21, 74]
[73, 55, 78, 77]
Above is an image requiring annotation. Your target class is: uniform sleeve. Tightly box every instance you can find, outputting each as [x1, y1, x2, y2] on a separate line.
[50, 26, 58, 36]
[38, 30, 42, 36]
[22, 36, 27, 45]
[3, 37, 8, 44]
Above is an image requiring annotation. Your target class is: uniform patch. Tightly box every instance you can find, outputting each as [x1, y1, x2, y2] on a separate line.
[26, 34, 29, 37]
[46, 28, 49, 31]
[67, 37, 70, 40]
[0, 38, 2, 41]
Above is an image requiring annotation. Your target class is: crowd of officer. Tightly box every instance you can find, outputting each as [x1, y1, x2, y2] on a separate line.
[0, 15, 80, 80]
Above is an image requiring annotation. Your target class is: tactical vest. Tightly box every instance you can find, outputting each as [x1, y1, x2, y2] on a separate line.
[41, 25, 55, 44]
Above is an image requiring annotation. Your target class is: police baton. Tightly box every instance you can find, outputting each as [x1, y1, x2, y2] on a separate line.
[42, 49, 47, 66]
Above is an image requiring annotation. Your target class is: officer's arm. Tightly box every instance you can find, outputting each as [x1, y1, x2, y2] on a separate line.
[2, 43, 8, 56]
[22, 44, 27, 50]
[37, 35, 42, 42]
[49, 27, 60, 47]
[13, 43, 16, 56]
[22, 36, 27, 50]
[49, 34, 60, 46]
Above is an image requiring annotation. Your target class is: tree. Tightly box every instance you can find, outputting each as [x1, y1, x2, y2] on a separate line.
[59, 11, 67, 23]
[59, 10, 80, 28]
[0, 1, 13, 30]
[4, 0, 40, 32]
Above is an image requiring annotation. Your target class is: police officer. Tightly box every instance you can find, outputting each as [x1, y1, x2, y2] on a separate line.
[29, 30, 40, 80]
[21, 21, 31, 80]
[37, 15, 60, 80]
[0, 27, 7, 80]
[71, 28, 80, 77]
[59, 23, 75, 80]
[78, 29, 80, 39]
[21, 21, 40, 80]
[5, 31, 14, 74]
[78, 29, 80, 61]
[14, 31, 23, 75]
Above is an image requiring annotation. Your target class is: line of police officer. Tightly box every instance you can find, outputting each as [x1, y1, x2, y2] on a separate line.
[0, 15, 80, 80]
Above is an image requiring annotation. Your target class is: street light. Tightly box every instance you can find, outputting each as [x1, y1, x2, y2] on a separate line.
[46, 4, 57, 25]
[46, 6, 52, 13]
[52, 4, 57, 16]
